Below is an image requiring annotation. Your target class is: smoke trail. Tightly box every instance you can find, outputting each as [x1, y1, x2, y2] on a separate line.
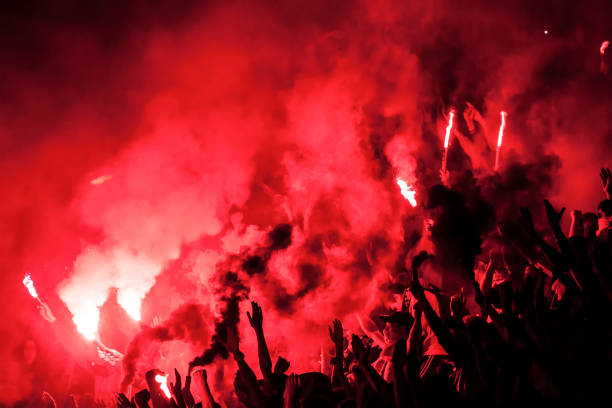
[188, 224, 293, 370]
[120, 303, 211, 392]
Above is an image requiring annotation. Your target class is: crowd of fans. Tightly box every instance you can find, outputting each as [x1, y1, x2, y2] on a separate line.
[13, 167, 612, 408]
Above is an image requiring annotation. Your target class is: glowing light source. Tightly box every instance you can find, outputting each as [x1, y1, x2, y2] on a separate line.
[155, 374, 171, 399]
[396, 178, 417, 207]
[601, 41, 610, 55]
[90, 175, 112, 186]
[441, 110, 455, 172]
[494, 111, 508, 171]
[22, 274, 39, 299]
[73, 307, 99, 341]
[544, 30, 549, 35]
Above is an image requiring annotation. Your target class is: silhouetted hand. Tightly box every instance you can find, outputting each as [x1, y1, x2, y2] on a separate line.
[451, 288, 468, 319]
[182, 374, 195, 408]
[170, 369, 185, 408]
[246, 301, 263, 331]
[368, 344, 382, 363]
[134, 390, 151, 408]
[328, 319, 343, 348]
[601, 168, 612, 198]
[283, 374, 299, 407]
[544, 200, 565, 226]
[274, 356, 290, 375]
[117, 393, 135, 408]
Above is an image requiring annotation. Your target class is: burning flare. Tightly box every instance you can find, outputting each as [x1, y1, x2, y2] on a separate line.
[601, 41, 609, 55]
[441, 110, 455, 172]
[494, 111, 508, 171]
[155, 374, 171, 399]
[396, 178, 417, 207]
[22, 274, 39, 299]
[443, 110, 455, 149]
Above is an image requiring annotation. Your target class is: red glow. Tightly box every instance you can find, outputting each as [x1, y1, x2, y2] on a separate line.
[601, 40, 609, 55]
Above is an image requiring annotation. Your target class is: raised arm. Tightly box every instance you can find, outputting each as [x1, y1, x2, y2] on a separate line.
[409, 279, 464, 366]
[191, 370, 220, 408]
[600, 167, 611, 199]
[247, 301, 273, 381]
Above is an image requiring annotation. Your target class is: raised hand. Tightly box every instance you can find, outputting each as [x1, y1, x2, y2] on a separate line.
[450, 288, 467, 319]
[283, 374, 299, 408]
[273, 356, 290, 375]
[182, 374, 195, 408]
[169, 369, 185, 408]
[246, 301, 263, 330]
[117, 393, 135, 408]
[134, 390, 151, 408]
[601, 167, 612, 198]
[37, 302, 56, 323]
[440, 168, 451, 187]
[328, 319, 343, 348]
[544, 200, 565, 226]
[463, 102, 476, 132]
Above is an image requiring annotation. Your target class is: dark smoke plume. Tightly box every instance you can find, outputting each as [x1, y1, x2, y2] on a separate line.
[120, 303, 210, 391]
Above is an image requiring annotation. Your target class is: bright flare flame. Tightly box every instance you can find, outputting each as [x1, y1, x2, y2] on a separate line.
[90, 175, 112, 186]
[443, 110, 455, 149]
[497, 111, 508, 147]
[155, 374, 171, 399]
[396, 178, 417, 207]
[601, 41, 609, 55]
[73, 306, 99, 341]
[22, 274, 39, 299]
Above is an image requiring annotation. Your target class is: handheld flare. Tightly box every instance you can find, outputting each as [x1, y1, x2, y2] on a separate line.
[155, 374, 172, 399]
[494, 111, 508, 171]
[22, 273, 39, 299]
[396, 178, 417, 207]
[441, 110, 455, 172]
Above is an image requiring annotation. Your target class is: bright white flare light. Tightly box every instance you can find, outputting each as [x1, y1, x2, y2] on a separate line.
[443, 110, 455, 149]
[22, 274, 39, 299]
[601, 41, 610, 55]
[396, 178, 417, 207]
[497, 111, 508, 148]
[155, 374, 171, 399]
[73, 306, 99, 341]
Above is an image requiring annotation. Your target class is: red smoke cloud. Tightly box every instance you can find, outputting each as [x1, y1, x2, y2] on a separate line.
[1, 0, 612, 403]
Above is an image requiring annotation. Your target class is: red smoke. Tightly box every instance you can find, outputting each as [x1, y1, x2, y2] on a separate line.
[1, 0, 612, 404]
